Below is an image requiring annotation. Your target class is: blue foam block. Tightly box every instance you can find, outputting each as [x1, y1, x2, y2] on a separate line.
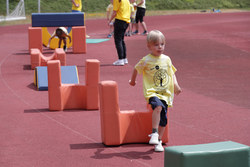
[35, 66, 79, 91]
[32, 12, 84, 27]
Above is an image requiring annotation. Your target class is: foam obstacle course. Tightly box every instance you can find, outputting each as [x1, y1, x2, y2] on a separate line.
[28, 12, 86, 53]
[30, 48, 66, 69]
[34, 65, 79, 91]
[164, 141, 250, 167]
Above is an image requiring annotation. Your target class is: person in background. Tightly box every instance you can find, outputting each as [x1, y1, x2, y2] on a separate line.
[125, 0, 135, 37]
[68, 0, 82, 32]
[106, 0, 114, 38]
[133, 0, 148, 35]
[108, 0, 131, 66]
[71, 0, 82, 12]
[70, 0, 90, 38]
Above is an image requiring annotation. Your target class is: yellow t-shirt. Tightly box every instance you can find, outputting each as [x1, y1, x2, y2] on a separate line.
[130, 3, 135, 19]
[113, 0, 131, 23]
[72, 0, 82, 11]
[135, 54, 176, 106]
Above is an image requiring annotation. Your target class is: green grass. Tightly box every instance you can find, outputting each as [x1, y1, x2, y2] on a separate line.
[0, 0, 249, 26]
[1, 0, 250, 15]
[1, 8, 249, 26]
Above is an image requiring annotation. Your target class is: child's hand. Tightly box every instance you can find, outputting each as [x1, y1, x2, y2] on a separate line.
[108, 20, 112, 26]
[174, 85, 182, 95]
[129, 80, 136, 86]
[47, 44, 50, 48]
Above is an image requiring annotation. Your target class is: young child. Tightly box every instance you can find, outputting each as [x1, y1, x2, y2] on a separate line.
[106, 0, 114, 38]
[48, 27, 71, 51]
[125, 0, 135, 37]
[129, 30, 182, 152]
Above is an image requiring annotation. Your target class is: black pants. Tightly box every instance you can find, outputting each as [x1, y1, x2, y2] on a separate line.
[149, 96, 168, 127]
[135, 7, 146, 23]
[114, 19, 129, 60]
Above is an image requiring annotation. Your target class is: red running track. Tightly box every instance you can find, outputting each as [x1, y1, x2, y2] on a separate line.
[0, 12, 250, 167]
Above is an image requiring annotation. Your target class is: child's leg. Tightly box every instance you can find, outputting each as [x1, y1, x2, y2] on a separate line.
[155, 112, 167, 152]
[128, 23, 132, 35]
[148, 97, 163, 145]
[155, 126, 165, 152]
[133, 16, 139, 33]
[63, 38, 67, 51]
[158, 126, 165, 140]
[141, 21, 148, 32]
[134, 10, 139, 33]
[132, 22, 135, 31]
[109, 25, 112, 34]
[155, 116, 167, 152]
[148, 97, 168, 152]
[58, 39, 62, 48]
[135, 23, 139, 32]
[107, 23, 113, 38]
[152, 105, 162, 131]
[158, 100, 168, 140]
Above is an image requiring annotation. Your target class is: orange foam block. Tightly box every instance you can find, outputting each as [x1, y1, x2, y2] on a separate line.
[28, 27, 42, 53]
[99, 81, 169, 146]
[72, 26, 86, 54]
[30, 48, 66, 69]
[47, 59, 100, 111]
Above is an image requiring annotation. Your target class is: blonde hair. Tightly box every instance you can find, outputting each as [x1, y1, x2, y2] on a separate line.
[147, 30, 165, 44]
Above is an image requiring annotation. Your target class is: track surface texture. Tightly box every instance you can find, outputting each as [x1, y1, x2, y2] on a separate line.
[0, 12, 250, 167]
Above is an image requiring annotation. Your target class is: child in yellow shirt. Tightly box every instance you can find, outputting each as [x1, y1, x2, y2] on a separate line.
[106, 0, 114, 38]
[129, 30, 182, 151]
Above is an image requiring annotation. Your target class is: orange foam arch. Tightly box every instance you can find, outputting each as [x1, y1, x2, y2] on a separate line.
[99, 80, 169, 146]
[47, 59, 100, 111]
[30, 48, 66, 69]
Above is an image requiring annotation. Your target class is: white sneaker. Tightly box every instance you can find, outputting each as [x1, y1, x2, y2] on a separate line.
[155, 140, 164, 152]
[148, 133, 159, 145]
[123, 58, 128, 64]
[113, 59, 124, 66]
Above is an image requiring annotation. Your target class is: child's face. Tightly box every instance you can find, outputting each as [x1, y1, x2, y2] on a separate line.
[148, 39, 165, 57]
